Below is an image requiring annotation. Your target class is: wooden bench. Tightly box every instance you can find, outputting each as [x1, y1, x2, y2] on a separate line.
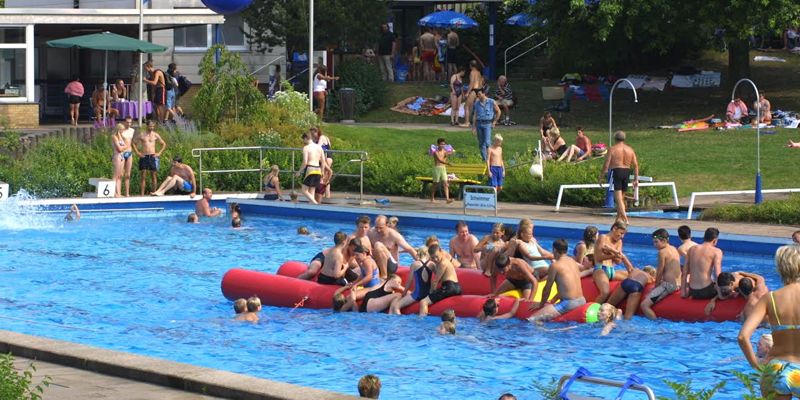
[416, 164, 487, 198]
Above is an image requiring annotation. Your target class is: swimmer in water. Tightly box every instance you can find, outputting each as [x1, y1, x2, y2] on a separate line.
[232, 217, 242, 228]
[598, 303, 623, 336]
[438, 321, 456, 335]
[478, 297, 521, 322]
[187, 213, 199, 223]
[65, 204, 80, 221]
[233, 298, 247, 319]
[297, 226, 310, 235]
[238, 296, 261, 322]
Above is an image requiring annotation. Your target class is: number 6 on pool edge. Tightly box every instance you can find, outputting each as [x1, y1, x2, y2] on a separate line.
[103, 185, 110, 196]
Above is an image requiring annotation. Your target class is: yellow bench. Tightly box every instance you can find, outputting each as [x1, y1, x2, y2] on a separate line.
[416, 164, 487, 197]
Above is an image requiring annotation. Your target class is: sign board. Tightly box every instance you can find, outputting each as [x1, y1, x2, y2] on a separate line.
[464, 191, 496, 210]
[0, 182, 8, 201]
[89, 179, 116, 198]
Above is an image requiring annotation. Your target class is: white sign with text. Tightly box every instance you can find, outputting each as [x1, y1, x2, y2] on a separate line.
[464, 191, 496, 210]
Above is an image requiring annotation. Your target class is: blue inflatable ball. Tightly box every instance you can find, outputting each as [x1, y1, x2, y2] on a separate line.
[201, 0, 253, 14]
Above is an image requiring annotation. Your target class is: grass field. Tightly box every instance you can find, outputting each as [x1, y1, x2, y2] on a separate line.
[326, 50, 800, 198]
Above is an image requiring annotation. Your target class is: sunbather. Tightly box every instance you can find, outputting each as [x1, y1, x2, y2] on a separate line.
[726, 98, 749, 123]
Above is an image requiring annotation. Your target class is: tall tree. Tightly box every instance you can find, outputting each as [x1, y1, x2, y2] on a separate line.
[243, 0, 388, 54]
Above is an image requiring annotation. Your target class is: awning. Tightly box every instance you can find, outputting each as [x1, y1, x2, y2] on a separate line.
[47, 32, 167, 53]
[0, 8, 224, 27]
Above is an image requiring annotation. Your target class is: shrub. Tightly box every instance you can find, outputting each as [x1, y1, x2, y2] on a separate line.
[0, 353, 51, 400]
[329, 59, 387, 118]
[701, 195, 800, 225]
[192, 45, 267, 129]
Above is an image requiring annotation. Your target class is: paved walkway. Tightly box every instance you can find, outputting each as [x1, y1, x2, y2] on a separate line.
[13, 357, 222, 400]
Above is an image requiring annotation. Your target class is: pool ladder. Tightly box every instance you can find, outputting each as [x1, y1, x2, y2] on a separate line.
[556, 367, 656, 400]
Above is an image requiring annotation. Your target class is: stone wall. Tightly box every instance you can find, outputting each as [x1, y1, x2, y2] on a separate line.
[0, 103, 40, 128]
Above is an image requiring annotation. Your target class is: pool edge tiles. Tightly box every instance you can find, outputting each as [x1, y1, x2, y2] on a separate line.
[0, 329, 360, 400]
[236, 199, 787, 256]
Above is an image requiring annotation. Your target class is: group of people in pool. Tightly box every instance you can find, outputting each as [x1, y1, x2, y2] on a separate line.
[294, 215, 771, 335]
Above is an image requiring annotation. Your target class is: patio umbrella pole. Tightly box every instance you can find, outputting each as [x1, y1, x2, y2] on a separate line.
[139, 0, 144, 127]
[103, 49, 108, 125]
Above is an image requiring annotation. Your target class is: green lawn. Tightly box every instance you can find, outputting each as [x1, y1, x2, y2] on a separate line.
[326, 50, 800, 198]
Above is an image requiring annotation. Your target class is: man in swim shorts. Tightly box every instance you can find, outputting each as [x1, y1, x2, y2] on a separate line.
[607, 266, 656, 320]
[133, 120, 167, 196]
[150, 156, 196, 197]
[704, 271, 767, 319]
[143, 61, 167, 122]
[592, 221, 633, 303]
[299, 231, 349, 284]
[431, 138, 453, 204]
[528, 239, 585, 322]
[449, 221, 480, 269]
[492, 254, 538, 301]
[419, 28, 436, 81]
[640, 229, 682, 320]
[195, 188, 222, 218]
[368, 215, 418, 278]
[682, 227, 723, 300]
[297, 132, 331, 205]
[419, 244, 462, 316]
[599, 130, 639, 224]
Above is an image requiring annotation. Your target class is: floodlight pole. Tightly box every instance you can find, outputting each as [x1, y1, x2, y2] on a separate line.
[308, 0, 314, 113]
[138, 0, 144, 127]
[731, 78, 762, 204]
[604, 78, 639, 208]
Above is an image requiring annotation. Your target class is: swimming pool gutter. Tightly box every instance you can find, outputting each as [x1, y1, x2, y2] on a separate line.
[0, 329, 361, 400]
[234, 200, 787, 256]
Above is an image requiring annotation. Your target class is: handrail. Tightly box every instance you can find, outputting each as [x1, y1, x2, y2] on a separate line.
[249, 56, 285, 77]
[555, 181, 679, 212]
[503, 34, 548, 77]
[556, 374, 656, 400]
[191, 146, 369, 202]
[686, 188, 800, 219]
[287, 68, 310, 83]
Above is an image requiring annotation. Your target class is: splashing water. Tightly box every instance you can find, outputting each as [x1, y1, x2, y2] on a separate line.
[0, 189, 60, 231]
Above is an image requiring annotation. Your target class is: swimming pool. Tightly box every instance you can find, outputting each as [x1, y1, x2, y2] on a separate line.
[0, 200, 780, 399]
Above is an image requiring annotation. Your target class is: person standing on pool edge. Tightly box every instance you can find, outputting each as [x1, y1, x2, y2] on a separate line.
[297, 132, 331, 204]
[599, 130, 639, 224]
[681, 227, 723, 300]
[133, 120, 167, 196]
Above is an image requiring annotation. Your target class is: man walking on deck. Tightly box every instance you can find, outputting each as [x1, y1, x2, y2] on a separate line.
[599, 130, 639, 224]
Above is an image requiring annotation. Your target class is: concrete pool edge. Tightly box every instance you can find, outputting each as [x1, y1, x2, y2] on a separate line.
[0, 330, 361, 400]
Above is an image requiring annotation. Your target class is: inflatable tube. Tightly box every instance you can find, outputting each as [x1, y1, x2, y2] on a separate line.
[276, 261, 558, 301]
[245, 264, 746, 322]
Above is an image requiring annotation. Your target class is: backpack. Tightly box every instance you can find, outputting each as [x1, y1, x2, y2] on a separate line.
[159, 70, 174, 90]
[177, 75, 192, 96]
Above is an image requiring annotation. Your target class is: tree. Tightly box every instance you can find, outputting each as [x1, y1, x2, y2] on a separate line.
[242, 0, 387, 55]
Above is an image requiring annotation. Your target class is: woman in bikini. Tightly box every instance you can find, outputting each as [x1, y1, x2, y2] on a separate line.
[475, 223, 506, 277]
[504, 219, 553, 279]
[462, 60, 484, 128]
[110, 123, 129, 197]
[262, 165, 283, 200]
[573, 226, 599, 277]
[739, 244, 800, 399]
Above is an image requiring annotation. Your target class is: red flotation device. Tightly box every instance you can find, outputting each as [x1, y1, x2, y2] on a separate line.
[226, 262, 746, 322]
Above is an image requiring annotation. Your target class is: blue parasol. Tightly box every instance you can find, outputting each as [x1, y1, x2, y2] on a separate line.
[505, 13, 533, 27]
[418, 10, 479, 29]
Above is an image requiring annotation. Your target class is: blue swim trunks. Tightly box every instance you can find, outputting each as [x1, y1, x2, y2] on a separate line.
[182, 180, 193, 193]
[767, 360, 800, 396]
[489, 165, 505, 187]
[553, 297, 586, 315]
[594, 264, 619, 280]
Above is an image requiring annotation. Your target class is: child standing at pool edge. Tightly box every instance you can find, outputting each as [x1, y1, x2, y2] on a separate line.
[487, 134, 505, 192]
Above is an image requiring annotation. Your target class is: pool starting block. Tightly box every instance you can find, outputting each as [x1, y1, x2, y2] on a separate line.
[0, 181, 8, 201]
[86, 178, 116, 198]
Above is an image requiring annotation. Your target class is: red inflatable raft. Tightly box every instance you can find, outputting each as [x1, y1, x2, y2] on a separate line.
[221, 262, 745, 322]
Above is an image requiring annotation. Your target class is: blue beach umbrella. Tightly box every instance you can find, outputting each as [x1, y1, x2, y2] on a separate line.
[418, 10, 479, 29]
[505, 13, 533, 27]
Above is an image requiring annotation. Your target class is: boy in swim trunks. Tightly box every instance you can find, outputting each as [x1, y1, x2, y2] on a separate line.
[677, 225, 698, 264]
[681, 227, 723, 300]
[592, 221, 633, 303]
[487, 134, 505, 192]
[419, 244, 462, 316]
[492, 254, 538, 301]
[232, 298, 247, 318]
[703, 271, 768, 319]
[640, 229, 682, 320]
[607, 266, 656, 320]
[528, 239, 586, 323]
[299, 231, 349, 284]
[297, 132, 331, 205]
[431, 138, 453, 204]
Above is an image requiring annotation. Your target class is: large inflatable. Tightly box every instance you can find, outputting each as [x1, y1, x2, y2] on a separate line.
[222, 262, 746, 322]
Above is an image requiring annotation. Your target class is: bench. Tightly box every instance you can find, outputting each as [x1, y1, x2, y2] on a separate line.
[416, 164, 487, 198]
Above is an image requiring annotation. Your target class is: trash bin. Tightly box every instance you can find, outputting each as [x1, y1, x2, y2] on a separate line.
[339, 88, 356, 123]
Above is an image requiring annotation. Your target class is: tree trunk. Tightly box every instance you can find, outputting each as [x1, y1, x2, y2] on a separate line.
[727, 37, 750, 83]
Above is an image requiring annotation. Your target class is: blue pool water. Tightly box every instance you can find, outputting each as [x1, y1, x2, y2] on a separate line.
[0, 202, 780, 399]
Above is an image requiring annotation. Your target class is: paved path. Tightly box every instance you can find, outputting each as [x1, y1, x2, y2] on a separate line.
[13, 356, 222, 400]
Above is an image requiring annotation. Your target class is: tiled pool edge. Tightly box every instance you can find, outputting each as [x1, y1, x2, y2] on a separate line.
[0, 330, 361, 400]
[236, 200, 787, 256]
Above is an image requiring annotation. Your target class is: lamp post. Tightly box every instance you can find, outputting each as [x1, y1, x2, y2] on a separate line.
[604, 78, 639, 208]
[731, 79, 762, 204]
[308, 0, 314, 113]
[138, 0, 144, 127]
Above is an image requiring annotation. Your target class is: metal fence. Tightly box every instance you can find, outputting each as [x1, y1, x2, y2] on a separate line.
[190, 146, 368, 201]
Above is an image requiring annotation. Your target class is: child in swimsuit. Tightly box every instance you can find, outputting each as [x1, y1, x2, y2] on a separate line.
[476, 223, 505, 276]
[262, 165, 283, 200]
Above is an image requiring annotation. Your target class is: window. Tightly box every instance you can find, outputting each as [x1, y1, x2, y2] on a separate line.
[0, 26, 32, 102]
[173, 13, 248, 51]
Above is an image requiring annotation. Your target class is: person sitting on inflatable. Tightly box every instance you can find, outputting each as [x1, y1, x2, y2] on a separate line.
[704, 271, 768, 319]
[449, 221, 481, 269]
[492, 254, 539, 301]
[475, 223, 506, 278]
[426, 235, 461, 268]
[389, 246, 434, 314]
[298, 231, 348, 284]
[333, 274, 404, 313]
[606, 266, 656, 320]
[528, 239, 586, 322]
[419, 244, 463, 317]
[573, 226, 599, 277]
[640, 229, 682, 320]
[504, 219, 553, 279]
[592, 221, 633, 303]
[478, 297, 522, 322]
